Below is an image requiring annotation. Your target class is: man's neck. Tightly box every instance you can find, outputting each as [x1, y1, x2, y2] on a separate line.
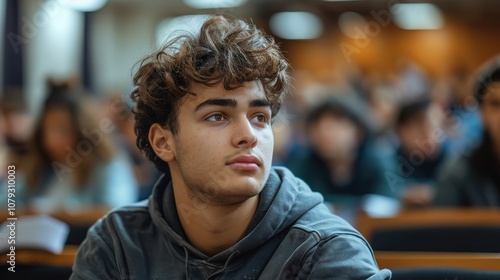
[172, 181, 259, 257]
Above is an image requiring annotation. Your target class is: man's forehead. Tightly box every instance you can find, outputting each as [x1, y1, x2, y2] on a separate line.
[186, 81, 266, 104]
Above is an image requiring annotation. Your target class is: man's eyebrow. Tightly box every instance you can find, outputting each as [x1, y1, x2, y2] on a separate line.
[194, 98, 238, 112]
[250, 99, 271, 108]
[194, 98, 271, 112]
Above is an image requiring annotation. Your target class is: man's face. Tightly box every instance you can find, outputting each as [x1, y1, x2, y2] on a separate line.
[482, 83, 500, 147]
[168, 81, 274, 205]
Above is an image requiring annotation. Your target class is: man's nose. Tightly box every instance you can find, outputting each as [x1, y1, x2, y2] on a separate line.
[232, 117, 258, 148]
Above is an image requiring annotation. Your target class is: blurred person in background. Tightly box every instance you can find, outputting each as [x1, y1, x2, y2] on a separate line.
[442, 69, 483, 153]
[0, 90, 34, 190]
[0, 89, 34, 166]
[271, 70, 327, 165]
[286, 93, 391, 215]
[389, 98, 448, 208]
[368, 83, 400, 159]
[394, 58, 430, 101]
[0, 108, 7, 183]
[434, 57, 500, 207]
[4, 82, 138, 212]
[106, 94, 161, 201]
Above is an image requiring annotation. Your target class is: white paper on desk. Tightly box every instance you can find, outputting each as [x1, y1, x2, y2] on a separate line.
[0, 215, 69, 254]
[362, 194, 401, 218]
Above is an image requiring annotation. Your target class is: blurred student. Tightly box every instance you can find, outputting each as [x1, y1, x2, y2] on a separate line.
[391, 98, 448, 207]
[0, 109, 6, 183]
[0, 89, 33, 165]
[368, 83, 400, 158]
[11, 87, 138, 211]
[286, 94, 390, 208]
[444, 72, 483, 153]
[107, 96, 161, 200]
[434, 57, 500, 207]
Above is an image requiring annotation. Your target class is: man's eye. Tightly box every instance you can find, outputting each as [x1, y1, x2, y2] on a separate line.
[252, 114, 269, 124]
[206, 113, 227, 122]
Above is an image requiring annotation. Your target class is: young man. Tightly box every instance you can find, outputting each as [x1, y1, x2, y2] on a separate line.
[71, 16, 391, 279]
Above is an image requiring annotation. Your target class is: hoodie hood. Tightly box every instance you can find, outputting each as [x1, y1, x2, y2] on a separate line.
[148, 167, 323, 266]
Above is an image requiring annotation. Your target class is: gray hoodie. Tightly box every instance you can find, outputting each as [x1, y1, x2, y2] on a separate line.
[71, 167, 391, 279]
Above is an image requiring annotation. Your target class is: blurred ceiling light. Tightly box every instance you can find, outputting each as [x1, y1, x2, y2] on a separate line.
[156, 14, 211, 48]
[338, 12, 367, 38]
[269, 12, 323, 40]
[183, 0, 247, 9]
[392, 3, 444, 30]
[60, 0, 107, 12]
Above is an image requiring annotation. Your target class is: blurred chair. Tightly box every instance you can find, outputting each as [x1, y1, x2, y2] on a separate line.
[0, 264, 73, 280]
[0, 246, 77, 280]
[372, 226, 500, 252]
[390, 267, 500, 280]
[357, 209, 500, 252]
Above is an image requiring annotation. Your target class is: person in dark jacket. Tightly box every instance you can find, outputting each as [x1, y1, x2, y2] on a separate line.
[434, 57, 500, 207]
[391, 98, 448, 207]
[285, 94, 391, 213]
[71, 16, 391, 279]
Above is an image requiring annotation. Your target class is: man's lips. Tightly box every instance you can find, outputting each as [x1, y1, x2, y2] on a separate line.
[226, 155, 262, 170]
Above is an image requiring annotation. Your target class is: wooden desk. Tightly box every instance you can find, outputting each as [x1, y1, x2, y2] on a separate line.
[0, 207, 110, 226]
[0, 245, 78, 267]
[376, 251, 500, 271]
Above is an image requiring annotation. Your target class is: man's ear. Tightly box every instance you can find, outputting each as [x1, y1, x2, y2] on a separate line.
[149, 123, 176, 162]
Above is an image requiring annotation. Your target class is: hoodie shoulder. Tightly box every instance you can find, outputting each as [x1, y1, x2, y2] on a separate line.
[272, 166, 362, 237]
[71, 200, 153, 280]
[270, 167, 389, 279]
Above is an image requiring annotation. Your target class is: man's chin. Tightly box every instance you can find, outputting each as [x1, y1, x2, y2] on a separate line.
[213, 176, 264, 202]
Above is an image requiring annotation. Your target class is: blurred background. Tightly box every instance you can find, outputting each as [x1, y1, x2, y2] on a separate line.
[2, 0, 500, 278]
[3, 0, 500, 114]
[2, 0, 500, 214]
[2, 0, 500, 213]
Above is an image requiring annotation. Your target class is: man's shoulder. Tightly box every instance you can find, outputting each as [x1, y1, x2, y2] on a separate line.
[108, 199, 150, 215]
[271, 204, 387, 279]
[270, 167, 365, 240]
[291, 203, 366, 242]
[92, 199, 152, 232]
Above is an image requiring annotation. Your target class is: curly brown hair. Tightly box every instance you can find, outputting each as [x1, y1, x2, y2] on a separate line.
[131, 16, 290, 173]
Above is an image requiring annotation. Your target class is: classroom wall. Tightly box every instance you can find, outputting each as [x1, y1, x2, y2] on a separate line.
[281, 9, 500, 80]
